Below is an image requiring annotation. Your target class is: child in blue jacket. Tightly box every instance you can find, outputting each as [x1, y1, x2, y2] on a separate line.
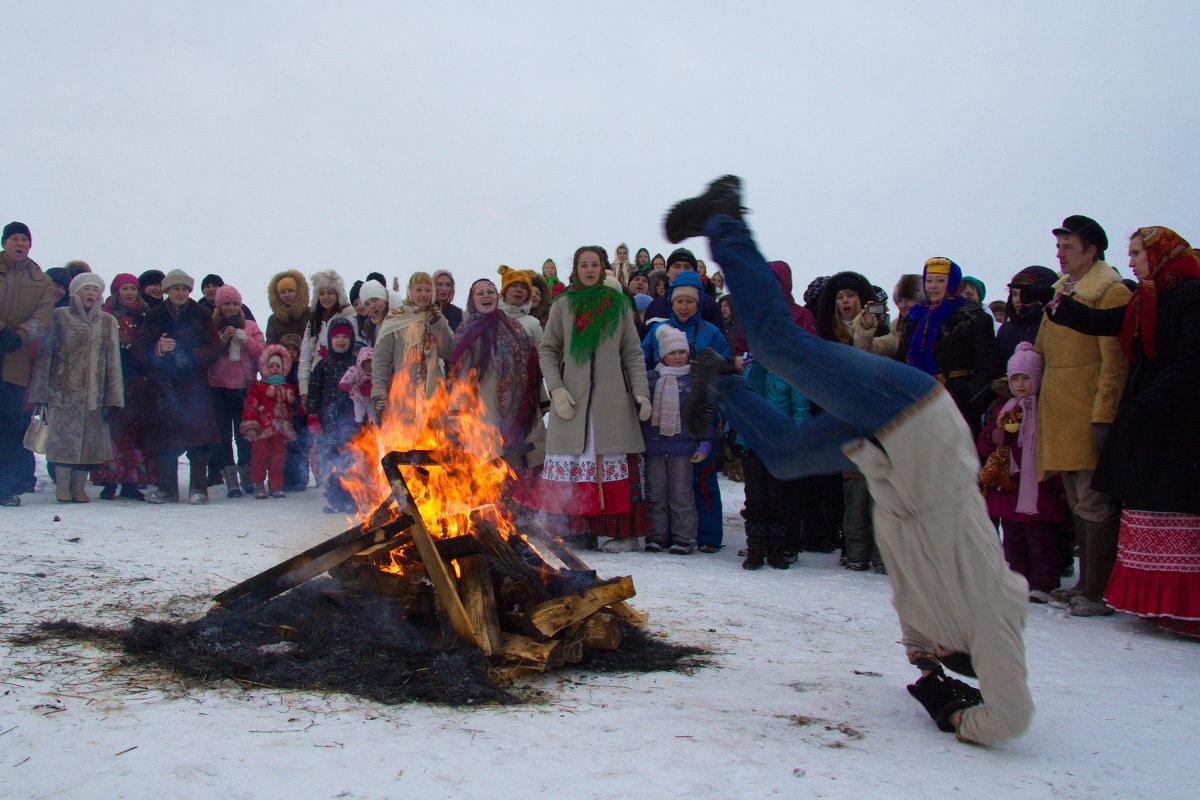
[642, 325, 715, 555]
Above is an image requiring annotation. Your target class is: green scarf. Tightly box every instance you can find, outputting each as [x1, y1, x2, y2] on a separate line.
[558, 282, 629, 366]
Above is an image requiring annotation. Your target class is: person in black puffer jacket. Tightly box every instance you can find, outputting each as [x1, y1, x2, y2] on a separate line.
[996, 265, 1057, 364]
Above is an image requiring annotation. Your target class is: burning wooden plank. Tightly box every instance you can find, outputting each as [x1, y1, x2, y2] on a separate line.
[457, 554, 503, 657]
[212, 507, 415, 613]
[514, 576, 636, 640]
[382, 451, 479, 649]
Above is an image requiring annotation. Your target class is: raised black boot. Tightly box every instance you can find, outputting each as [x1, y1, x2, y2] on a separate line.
[663, 175, 744, 243]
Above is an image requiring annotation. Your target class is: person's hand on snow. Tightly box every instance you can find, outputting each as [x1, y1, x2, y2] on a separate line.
[635, 395, 652, 422]
[551, 387, 576, 420]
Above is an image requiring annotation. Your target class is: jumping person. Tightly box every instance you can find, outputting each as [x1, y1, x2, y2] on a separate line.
[664, 175, 1033, 746]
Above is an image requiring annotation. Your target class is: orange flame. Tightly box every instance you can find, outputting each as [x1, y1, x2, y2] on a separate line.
[340, 368, 520, 572]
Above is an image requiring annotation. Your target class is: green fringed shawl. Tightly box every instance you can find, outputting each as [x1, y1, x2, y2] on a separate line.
[557, 282, 630, 366]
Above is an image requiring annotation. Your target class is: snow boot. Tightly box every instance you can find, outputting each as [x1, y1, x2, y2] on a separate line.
[145, 454, 180, 503]
[188, 457, 210, 505]
[70, 469, 90, 503]
[98, 483, 117, 500]
[742, 521, 768, 570]
[223, 466, 243, 498]
[599, 536, 640, 553]
[55, 466, 73, 503]
[254, 482, 269, 500]
[765, 523, 790, 570]
[119, 483, 145, 501]
[238, 464, 253, 494]
[663, 174, 743, 244]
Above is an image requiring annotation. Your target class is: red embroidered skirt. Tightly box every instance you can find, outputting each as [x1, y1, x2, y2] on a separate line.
[1105, 509, 1200, 621]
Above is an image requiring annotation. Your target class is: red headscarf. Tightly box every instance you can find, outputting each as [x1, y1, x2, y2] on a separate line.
[1119, 226, 1200, 360]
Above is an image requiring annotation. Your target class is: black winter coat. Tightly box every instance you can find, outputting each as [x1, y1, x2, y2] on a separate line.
[1048, 280, 1200, 512]
[306, 349, 357, 430]
[132, 299, 222, 452]
[900, 298, 1000, 434]
[995, 303, 1044, 365]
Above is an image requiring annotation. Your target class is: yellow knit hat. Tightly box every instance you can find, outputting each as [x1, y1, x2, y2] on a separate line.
[497, 265, 533, 297]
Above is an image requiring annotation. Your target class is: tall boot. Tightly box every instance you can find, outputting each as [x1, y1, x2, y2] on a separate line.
[188, 456, 210, 505]
[223, 465, 243, 498]
[1050, 514, 1087, 603]
[70, 469, 90, 503]
[765, 523, 791, 570]
[55, 466, 73, 503]
[238, 464, 253, 494]
[1082, 517, 1121, 603]
[742, 521, 768, 570]
[145, 454, 180, 503]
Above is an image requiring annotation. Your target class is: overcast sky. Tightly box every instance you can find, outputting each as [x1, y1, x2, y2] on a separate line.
[10, 1, 1200, 311]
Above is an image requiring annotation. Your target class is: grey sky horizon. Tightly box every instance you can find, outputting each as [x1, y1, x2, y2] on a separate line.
[10, 1, 1199, 311]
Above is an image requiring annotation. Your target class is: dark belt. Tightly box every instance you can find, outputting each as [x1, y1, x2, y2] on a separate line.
[935, 370, 973, 385]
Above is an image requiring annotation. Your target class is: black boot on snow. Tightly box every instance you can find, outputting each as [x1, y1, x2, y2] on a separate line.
[742, 521, 768, 570]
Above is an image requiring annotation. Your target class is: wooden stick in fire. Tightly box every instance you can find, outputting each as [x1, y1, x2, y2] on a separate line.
[381, 451, 479, 648]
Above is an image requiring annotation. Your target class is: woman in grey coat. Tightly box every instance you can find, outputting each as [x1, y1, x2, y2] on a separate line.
[30, 273, 124, 502]
[537, 247, 651, 549]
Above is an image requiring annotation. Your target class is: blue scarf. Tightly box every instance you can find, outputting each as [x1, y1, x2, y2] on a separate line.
[906, 297, 966, 375]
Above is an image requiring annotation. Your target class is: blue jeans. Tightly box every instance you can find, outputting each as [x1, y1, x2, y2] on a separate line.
[703, 215, 937, 480]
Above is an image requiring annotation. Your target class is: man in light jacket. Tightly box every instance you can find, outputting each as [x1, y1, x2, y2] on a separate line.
[0, 222, 56, 507]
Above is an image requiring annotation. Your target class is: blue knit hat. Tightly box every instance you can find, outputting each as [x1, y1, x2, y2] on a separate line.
[669, 269, 703, 302]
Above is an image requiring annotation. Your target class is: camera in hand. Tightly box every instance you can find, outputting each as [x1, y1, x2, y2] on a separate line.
[867, 302, 887, 315]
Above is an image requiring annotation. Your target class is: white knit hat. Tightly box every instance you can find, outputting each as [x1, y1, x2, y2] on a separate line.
[69, 272, 105, 296]
[358, 280, 389, 304]
[655, 324, 689, 357]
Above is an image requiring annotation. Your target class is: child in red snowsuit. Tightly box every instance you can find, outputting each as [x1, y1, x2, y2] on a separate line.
[240, 344, 301, 498]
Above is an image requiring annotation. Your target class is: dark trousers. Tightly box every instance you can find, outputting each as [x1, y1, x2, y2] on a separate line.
[843, 474, 881, 566]
[319, 422, 358, 508]
[741, 449, 790, 525]
[284, 421, 311, 489]
[1000, 519, 1061, 594]
[209, 386, 251, 470]
[0, 380, 31, 498]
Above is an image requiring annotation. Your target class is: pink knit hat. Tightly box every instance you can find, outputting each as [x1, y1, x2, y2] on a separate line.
[1007, 341, 1043, 393]
[110, 273, 139, 293]
[215, 285, 243, 306]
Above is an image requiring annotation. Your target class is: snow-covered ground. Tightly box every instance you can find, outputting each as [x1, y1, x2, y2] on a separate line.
[1, 463, 1196, 800]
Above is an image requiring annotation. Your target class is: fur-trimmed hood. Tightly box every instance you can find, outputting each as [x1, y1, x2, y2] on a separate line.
[259, 342, 293, 376]
[267, 269, 310, 323]
[816, 270, 876, 341]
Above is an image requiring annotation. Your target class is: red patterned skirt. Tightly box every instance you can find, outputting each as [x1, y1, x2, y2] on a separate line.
[1105, 509, 1200, 624]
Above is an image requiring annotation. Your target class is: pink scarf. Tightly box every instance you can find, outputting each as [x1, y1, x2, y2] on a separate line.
[998, 394, 1039, 515]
